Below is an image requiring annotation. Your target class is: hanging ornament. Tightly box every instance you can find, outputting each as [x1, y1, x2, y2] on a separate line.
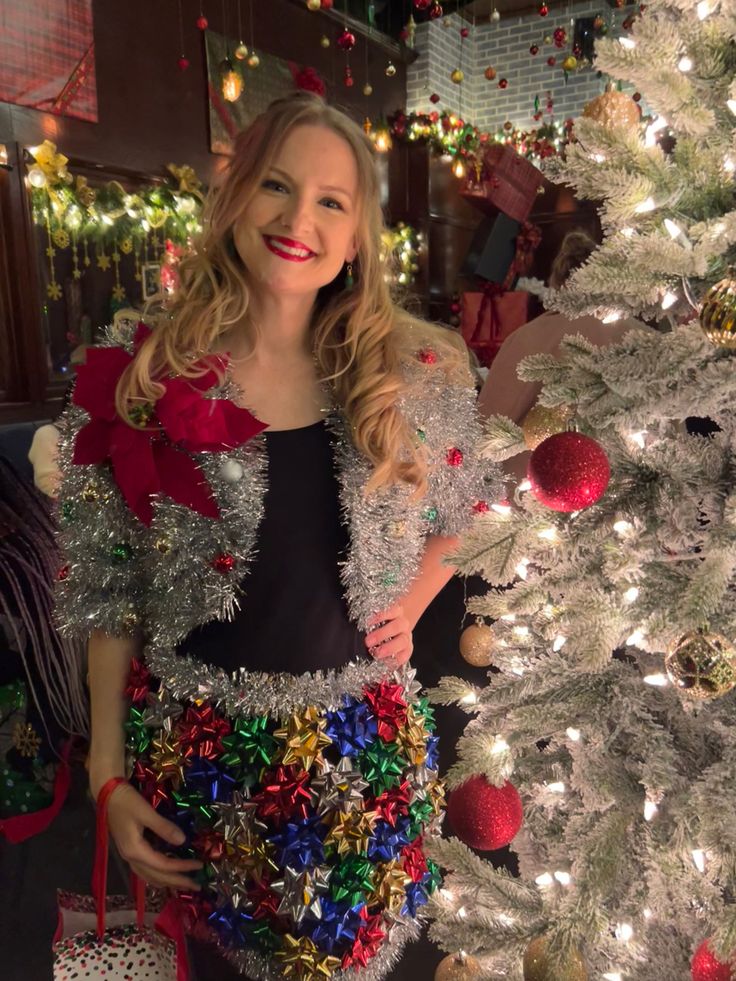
[547, 56, 556, 66]
[498, 78, 508, 89]
[178, 56, 190, 71]
[460, 27, 469, 38]
[234, 41, 248, 59]
[320, 34, 330, 48]
[665, 633, 736, 700]
[196, 14, 208, 30]
[414, 0, 431, 9]
[219, 58, 243, 102]
[429, 92, 441, 104]
[530, 43, 539, 55]
[539, 2, 549, 15]
[450, 68, 464, 84]
[307, 0, 321, 8]
[402, 13, 417, 47]
[582, 85, 640, 130]
[337, 28, 356, 51]
[553, 26, 567, 47]
[521, 404, 573, 450]
[459, 624, 495, 667]
[385, 60, 397, 77]
[528, 432, 610, 512]
[451, 157, 466, 179]
[490, 7, 500, 22]
[699, 277, 736, 348]
[484, 66, 497, 80]
[429, 2, 444, 19]
[363, 82, 373, 96]
[523, 936, 588, 981]
[447, 776, 523, 850]
[691, 940, 735, 981]
[344, 65, 354, 87]
[434, 952, 483, 981]
[321, 0, 334, 7]
[563, 55, 578, 72]
[543, 34, 553, 44]
[247, 52, 260, 67]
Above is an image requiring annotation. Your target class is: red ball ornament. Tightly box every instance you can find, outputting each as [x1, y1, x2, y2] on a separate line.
[337, 28, 356, 51]
[498, 78, 508, 89]
[530, 43, 539, 55]
[211, 552, 236, 574]
[414, 0, 431, 8]
[429, 92, 441, 104]
[418, 347, 437, 364]
[553, 26, 567, 47]
[429, 2, 444, 19]
[460, 27, 469, 38]
[178, 56, 190, 71]
[633, 91, 642, 102]
[484, 66, 497, 80]
[691, 941, 735, 981]
[196, 15, 208, 30]
[539, 2, 549, 15]
[473, 500, 490, 513]
[447, 776, 523, 850]
[343, 66, 354, 87]
[320, 0, 333, 7]
[547, 56, 556, 66]
[528, 432, 610, 512]
[446, 447, 464, 467]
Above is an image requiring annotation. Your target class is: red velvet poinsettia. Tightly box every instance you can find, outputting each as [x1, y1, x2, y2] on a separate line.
[72, 322, 266, 525]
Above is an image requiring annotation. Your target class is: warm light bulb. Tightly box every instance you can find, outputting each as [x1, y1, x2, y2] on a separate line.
[452, 157, 466, 179]
[616, 923, 634, 942]
[697, 0, 715, 18]
[548, 781, 565, 793]
[728, 99, 736, 116]
[602, 311, 622, 324]
[538, 527, 557, 541]
[678, 56, 693, 72]
[566, 727, 581, 741]
[220, 61, 243, 102]
[535, 872, 553, 887]
[635, 196, 656, 213]
[624, 586, 640, 603]
[643, 673, 668, 686]
[461, 691, 478, 705]
[491, 502, 512, 515]
[619, 37, 636, 49]
[661, 291, 678, 310]
[553, 635, 567, 651]
[374, 129, 393, 153]
[554, 870, 571, 885]
[27, 165, 47, 188]
[491, 737, 510, 754]
[664, 219, 682, 238]
[626, 629, 645, 647]
[614, 520, 633, 535]
[692, 849, 706, 872]
[518, 479, 532, 492]
[644, 800, 658, 821]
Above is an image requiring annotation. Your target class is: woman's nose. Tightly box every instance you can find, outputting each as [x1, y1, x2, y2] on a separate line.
[280, 196, 314, 236]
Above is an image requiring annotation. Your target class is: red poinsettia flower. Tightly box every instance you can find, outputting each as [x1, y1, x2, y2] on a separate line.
[72, 322, 266, 526]
[288, 62, 327, 98]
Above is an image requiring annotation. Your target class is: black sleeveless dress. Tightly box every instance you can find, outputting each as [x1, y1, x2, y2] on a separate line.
[176, 420, 365, 674]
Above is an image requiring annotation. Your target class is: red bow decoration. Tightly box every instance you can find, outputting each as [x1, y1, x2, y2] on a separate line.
[342, 908, 386, 969]
[72, 322, 267, 526]
[288, 62, 327, 98]
[363, 682, 409, 742]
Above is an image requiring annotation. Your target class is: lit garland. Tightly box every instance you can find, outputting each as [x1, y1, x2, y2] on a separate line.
[26, 141, 204, 300]
[381, 223, 422, 287]
[383, 109, 572, 173]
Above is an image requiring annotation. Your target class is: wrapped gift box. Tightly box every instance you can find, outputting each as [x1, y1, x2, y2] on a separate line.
[461, 144, 544, 223]
[461, 289, 530, 367]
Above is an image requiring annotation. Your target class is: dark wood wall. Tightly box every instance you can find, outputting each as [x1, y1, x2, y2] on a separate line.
[0, 0, 409, 423]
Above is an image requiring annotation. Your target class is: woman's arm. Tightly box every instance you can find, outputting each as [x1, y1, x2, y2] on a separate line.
[366, 534, 458, 664]
[87, 629, 139, 798]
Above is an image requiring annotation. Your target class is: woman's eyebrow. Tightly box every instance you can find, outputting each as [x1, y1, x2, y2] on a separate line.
[269, 166, 351, 197]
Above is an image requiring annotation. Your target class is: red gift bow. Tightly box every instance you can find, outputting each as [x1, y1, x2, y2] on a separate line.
[72, 322, 267, 526]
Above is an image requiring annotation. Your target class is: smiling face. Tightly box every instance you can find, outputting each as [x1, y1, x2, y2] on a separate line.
[232, 123, 360, 299]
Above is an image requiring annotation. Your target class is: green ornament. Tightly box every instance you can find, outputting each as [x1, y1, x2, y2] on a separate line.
[414, 697, 436, 732]
[381, 572, 398, 587]
[125, 707, 152, 755]
[416, 428, 427, 442]
[425, 857, 442, 893]
[111, 542, 134, 564]
[220, 715, 278, 772]
[423, 506, 438, 522]
[358, 740, 405, 795]
[408, 797, 434, 836]
[330, 853, 376, 906]
[61, 500, 76, 522]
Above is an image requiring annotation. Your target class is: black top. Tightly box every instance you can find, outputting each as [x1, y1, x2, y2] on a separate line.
[176, 421, 364, 675]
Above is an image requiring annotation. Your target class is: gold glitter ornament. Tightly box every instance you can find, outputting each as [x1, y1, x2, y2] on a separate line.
[521, 403, 573, 450]
[665, 631, 736, 699]
[274, 705, 333, 770]
[320, 34, 330, 48]
[154, 537, 171, 554]
[52, 228, 70, 249]
[562, 55, 578, 72]
[451, 68, 464, 84]
[81, 480, 100, 502]
[523, 935, 588, 981]
[434, 952, 483, 981]
[699, 277, 736, 348]
[459, 623, 495, 667]
[582, 85, 639, 130]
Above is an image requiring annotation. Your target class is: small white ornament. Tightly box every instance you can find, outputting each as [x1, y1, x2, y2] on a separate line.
[220, 459, 244, 482]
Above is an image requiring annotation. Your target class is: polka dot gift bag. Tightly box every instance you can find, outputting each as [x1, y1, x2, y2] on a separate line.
[52, 778, 185, 980]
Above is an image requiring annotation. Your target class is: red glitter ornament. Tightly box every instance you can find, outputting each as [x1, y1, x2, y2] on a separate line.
[211, 552, 236, 573]
[473, 500, 489, 514]
[633, 91, 642, 102]
[418, 347, 437, 364]
[553, 26, 567, 47]
[430, 92, 441, 104]
[498, 78, 508, 89]
[178, 56, 190, 71]
[429, 2, 444, 19]
[337, 28, 356, 51]
[539, 2, 549, 15]
[691, 941, 735, 981]
[447, 775, 523, 850]
[528, 432, 610, 513]
[446, 447, 464, 467]
[196, 14, 208, 29]
[125, 658, 152, 704]
[530, 43, 539, 54]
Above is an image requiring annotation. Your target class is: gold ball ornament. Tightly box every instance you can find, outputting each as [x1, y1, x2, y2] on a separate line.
[363, 82, 373, 96]
[451, 68, 465, 84]
[434, 952, 482, 981]
[521, 403, 573, 450]
[562, 55, 578, 72]
[523, 936, 588, 981]
[307, 0, 322, 9]
[246, 53, 260, 68]
[234, 42, 248, 60]
[665, 632, 736, 699]
[460, 624, 496, 667]
[320, 34, 330, 48]
[385, 61, 397, 77]
[699, 277, 736, 348]
[582, 86, 639, 130]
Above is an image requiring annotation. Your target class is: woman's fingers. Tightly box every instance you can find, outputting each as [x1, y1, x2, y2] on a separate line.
[128, 859, 202, 892]
[368, 635, 413, 663]
[367, 604, 403, 628]
[365, 617, 411, 650]
[124, 835, 203, 875]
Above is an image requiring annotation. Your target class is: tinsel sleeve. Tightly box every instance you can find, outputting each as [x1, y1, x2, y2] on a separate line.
[53, 403, 150, 641]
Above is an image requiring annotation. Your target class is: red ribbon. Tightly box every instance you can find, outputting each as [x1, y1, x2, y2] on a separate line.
[92, 776, 130, 939]
[471, 282, 507, 347]
[503, 220, 542, 290]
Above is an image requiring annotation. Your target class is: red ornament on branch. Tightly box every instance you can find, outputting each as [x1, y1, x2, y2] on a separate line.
[447, 775, 523, 850]
[691, 941, 735, 981]
[528, 432, 610, 512]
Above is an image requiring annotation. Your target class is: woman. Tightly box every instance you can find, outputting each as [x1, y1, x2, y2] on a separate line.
[54, 93, 495, 979]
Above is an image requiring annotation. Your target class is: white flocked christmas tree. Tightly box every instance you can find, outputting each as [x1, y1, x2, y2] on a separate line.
[427, 1, 736, 980]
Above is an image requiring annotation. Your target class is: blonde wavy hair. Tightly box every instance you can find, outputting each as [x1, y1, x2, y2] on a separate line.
[115, 92, 464, 495]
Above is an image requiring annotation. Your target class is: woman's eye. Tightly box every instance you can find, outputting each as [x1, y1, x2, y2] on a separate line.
[263, 179, 286, 192]
[321, 198, 344, 211]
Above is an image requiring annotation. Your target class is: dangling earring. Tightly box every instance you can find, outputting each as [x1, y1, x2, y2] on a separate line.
[344, 262, 354, 290]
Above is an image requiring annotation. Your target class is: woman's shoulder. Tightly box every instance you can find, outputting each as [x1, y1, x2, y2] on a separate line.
[394, 316, 474, 388]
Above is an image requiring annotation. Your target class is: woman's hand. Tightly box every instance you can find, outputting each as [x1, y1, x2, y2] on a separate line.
[365, 604, 413, 666]
[103, 782, 203, 891]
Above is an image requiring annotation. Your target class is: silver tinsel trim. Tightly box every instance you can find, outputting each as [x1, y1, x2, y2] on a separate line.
[219, 912, 423, 981]
[144, 644, 398, 719]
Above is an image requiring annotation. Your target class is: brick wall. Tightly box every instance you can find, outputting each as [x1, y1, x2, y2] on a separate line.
[407, 3, 629, 133]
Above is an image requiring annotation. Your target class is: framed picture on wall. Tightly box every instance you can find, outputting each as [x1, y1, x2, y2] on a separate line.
[141, 262, 160, 300]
